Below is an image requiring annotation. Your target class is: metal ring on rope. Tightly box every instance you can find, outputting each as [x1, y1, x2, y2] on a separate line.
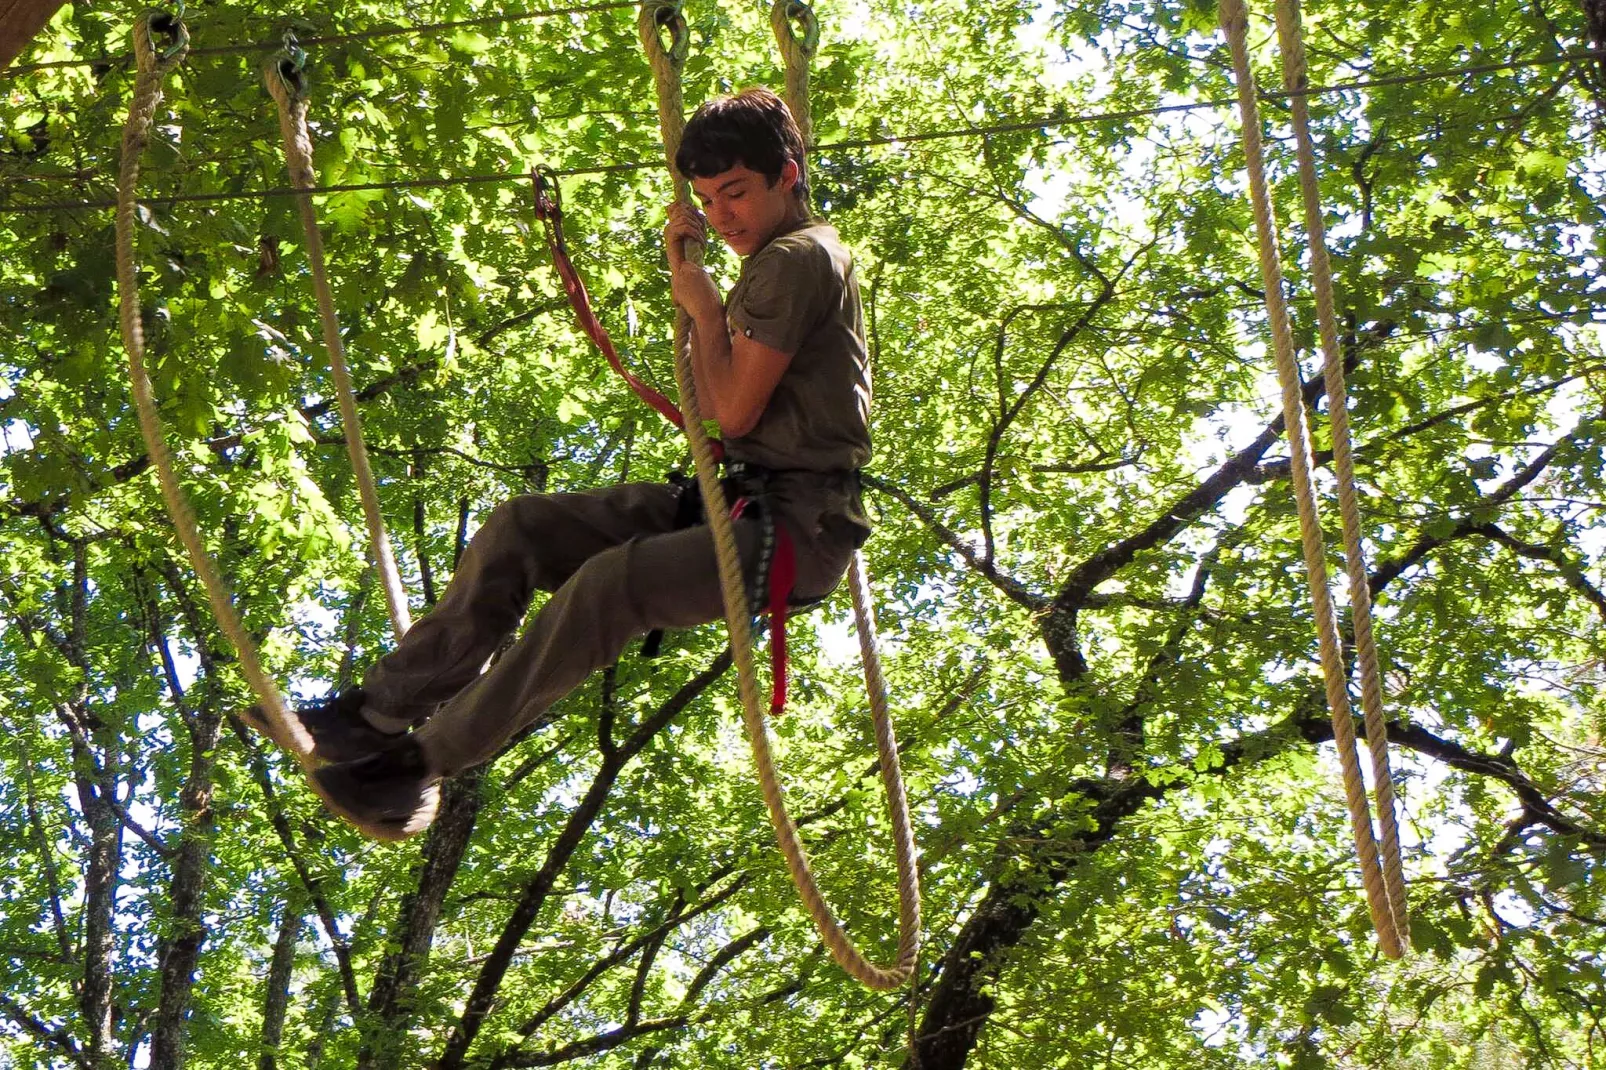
[262, 38, 412, 641]
[638, 0, 921, 989]
[1217, 0, 1408, 958]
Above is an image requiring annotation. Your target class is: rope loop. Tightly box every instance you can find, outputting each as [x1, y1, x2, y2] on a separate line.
[772, 0, 819, 59]
[134, 9, 190, 72]
[639, 0, 690, 72]
[637, 0, 920, 991]
[1217, 0, 1408, 960]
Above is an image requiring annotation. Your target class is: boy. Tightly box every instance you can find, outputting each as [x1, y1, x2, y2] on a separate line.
[292, 87, 871, 840]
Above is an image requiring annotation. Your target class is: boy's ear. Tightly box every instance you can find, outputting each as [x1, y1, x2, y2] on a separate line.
[778, 159, 800, 192]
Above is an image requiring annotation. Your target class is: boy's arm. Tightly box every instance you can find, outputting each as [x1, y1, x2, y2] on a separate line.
[683, 310, 792, 438]
[666, 208, 793, 437]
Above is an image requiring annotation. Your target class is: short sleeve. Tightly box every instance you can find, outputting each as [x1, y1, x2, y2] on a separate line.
[726, 236, 835, 356]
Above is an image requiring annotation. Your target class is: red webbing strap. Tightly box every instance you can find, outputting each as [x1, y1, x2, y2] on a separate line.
[768, 522, 796, 715]
[531, 170, 724, 462]
[731, 496, 797, 716]
[531, 169, 685, 429]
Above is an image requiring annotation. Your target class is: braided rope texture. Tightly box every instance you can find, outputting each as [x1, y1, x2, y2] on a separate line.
[1218, 0, 1407, 958]
[770, 0, 818, 146]
[263, 56, 412, 641]
[1273, 0, 1409, 944]
[640, 0, 921, 989]
[116, 13, 314, 763]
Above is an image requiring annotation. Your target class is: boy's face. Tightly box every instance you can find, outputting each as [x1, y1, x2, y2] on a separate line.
[691, 160, 800, 257]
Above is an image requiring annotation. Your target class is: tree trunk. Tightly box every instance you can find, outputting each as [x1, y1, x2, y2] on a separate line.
[258, 890, 305, 1070]
[150, 704, 223, 1070]
[0, 0, 69, 68]
[75, 754, 122, 1070]
[358, 768, 485, 1070]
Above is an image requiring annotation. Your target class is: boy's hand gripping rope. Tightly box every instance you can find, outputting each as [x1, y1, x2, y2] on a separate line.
[1218, 0, 1409, 957]
[264, 43, 411, 641]
[638, 0, 921, 990]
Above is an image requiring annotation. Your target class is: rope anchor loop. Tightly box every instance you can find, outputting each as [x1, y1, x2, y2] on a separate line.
[135, 8, 190, 70]
[773, 0, 819, 57]
[640, 0, 690, 70]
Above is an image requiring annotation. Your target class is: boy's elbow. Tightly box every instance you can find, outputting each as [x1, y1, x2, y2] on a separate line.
[719, 403, 761, 438]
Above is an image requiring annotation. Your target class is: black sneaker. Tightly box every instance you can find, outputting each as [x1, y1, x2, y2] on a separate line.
[310, 737, 441, 841]
[245, 688, 403, 764]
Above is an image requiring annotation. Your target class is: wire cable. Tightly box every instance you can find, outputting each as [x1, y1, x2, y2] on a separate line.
[3, 46, 1600, 217]
[2, 2, 638, 77]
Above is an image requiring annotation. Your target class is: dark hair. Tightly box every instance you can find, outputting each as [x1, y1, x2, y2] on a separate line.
[675, 87, 809, 205]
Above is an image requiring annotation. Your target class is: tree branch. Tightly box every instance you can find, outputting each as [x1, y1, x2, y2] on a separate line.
[0, 995, 89, 1070]
[435, 650, 732, 1070]
[861, 473, 1047, 613]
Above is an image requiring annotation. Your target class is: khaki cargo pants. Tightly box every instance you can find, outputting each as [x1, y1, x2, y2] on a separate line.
[363, 477, 860, 774]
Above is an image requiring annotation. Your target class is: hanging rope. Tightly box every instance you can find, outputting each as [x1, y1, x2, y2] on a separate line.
[639, 0, 920, 989]
[769, 0, 819, 146]
[1218, 0, 1407, 958]
[263, 42, 411, 640]
[116, 10, 314, 762]
[1272, 0, 1408, 945]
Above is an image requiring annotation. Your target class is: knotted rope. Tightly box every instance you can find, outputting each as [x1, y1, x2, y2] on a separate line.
[1218, 0, 1408, 957]
[639, 0, 921, 989]
[116, 11, 315, 762]
[264, 45, 411, 640]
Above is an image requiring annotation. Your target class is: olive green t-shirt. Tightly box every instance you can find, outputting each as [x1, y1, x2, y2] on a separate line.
[724, 220, 872, 541]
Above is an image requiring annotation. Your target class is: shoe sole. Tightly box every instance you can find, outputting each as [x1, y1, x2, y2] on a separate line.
[244, 706, 439, 841]
[308, 770, 442, 842]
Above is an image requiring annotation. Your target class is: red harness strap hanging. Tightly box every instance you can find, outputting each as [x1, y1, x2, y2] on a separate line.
[731, 494, 798, 716]
[766, 520, 797, 715]
[531, 169, 723, 461]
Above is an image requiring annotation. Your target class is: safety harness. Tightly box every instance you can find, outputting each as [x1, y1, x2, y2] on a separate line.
[531, 170, 800, 715]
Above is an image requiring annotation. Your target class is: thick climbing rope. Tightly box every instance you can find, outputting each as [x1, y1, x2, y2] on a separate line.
[639, 0, 921, 989]
[769, 0, 819, 146]
[1273, 0, 1410, 948]
[1218, 0, 1408, 957]
[115, 11, 314, 762]
[263, 43, 411, 640]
